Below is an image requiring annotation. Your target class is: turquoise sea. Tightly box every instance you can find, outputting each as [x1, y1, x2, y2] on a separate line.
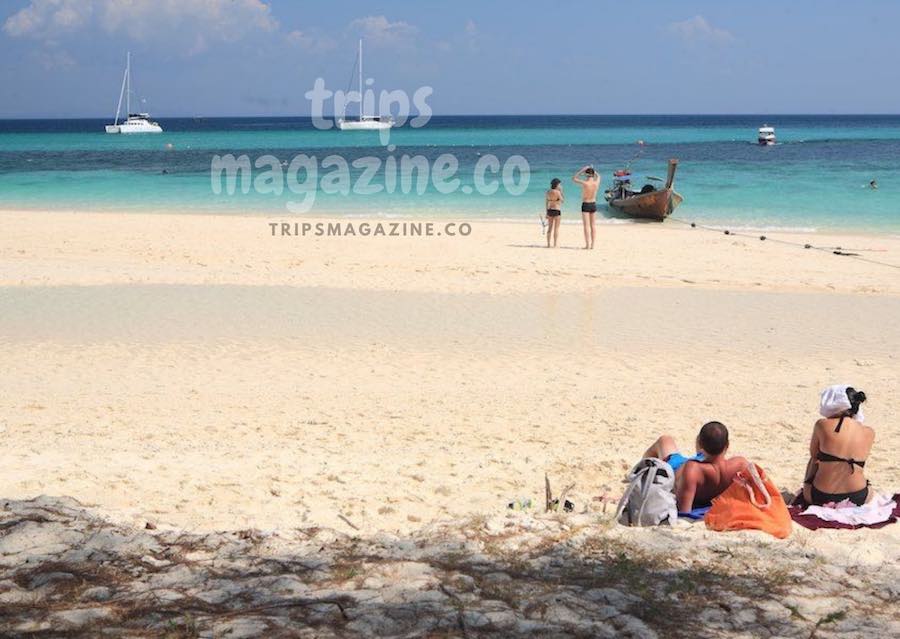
[0, 115, 898, 232]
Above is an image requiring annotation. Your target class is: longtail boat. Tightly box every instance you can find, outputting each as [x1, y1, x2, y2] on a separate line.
[604, 159, 683, 221]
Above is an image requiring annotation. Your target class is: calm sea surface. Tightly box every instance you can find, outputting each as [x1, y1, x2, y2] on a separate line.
[1, 115, 897, 232]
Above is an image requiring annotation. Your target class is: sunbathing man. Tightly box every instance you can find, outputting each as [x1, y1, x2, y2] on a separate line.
[572, 166, 600, 249]
[642, 422, 747, 512]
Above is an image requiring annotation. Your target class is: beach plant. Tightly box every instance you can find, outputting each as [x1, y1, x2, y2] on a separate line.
[163, 615, 199, 638]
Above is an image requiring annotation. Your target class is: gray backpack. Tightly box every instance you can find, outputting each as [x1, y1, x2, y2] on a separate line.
[615, 458, 678, 526]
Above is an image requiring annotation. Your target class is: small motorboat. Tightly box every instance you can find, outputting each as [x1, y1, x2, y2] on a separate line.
[604, 159, 683, 221]
[758, 125, 776, 145]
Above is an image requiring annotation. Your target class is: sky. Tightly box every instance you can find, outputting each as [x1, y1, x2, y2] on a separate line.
[1, 0, 899, 118]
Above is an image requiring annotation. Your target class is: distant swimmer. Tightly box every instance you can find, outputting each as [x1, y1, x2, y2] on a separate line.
[572, 166, 600, 249]
[869, 179, 878, 189]
[545, 178, 563, 248]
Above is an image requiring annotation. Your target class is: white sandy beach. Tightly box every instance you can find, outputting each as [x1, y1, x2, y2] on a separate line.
[2, 209, 898, 537]
[6, 2, 900, 633]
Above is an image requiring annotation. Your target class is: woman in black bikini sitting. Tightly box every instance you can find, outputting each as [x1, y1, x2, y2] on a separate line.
[802, 385, 874, 506]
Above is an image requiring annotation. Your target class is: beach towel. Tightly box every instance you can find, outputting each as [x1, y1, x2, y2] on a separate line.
[704, 463, 792, 539]
[789, 493, 900, 530]
[678, 505, 711, 521]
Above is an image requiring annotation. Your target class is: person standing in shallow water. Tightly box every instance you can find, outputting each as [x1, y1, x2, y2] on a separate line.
[545, 178, 563, 248]
[572, 166, 600, 249]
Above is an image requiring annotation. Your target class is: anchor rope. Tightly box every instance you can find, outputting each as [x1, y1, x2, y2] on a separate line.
[666, 216, 900, 271]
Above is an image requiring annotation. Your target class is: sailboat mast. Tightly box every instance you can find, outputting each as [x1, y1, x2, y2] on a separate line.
[358, 39, 363, 120]
[126, 52, 131, 117]
[114, 63, 127, 125]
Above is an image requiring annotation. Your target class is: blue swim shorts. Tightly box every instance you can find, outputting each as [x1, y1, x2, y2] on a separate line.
[665, 452, 705, 472]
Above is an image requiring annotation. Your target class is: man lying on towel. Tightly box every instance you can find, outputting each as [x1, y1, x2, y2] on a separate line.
[642, 422, 747, 512]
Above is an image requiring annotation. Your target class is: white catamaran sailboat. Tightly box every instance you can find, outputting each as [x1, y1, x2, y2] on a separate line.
[337, 40, 393, 131]
[105, 52, 163, 134]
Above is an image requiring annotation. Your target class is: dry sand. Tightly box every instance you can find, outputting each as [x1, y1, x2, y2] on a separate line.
[1, 209, 898, 537]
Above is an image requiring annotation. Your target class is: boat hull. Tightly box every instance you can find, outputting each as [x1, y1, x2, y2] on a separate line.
[106, 121, 163, 134]
[606, 188, 682, 221]
[119, 122, 163, 134]
[337, 119, 392, 131]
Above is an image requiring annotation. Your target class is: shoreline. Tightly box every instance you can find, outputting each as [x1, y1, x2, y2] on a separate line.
[3, 209, 899, 296]
[3, 206, 899, 237]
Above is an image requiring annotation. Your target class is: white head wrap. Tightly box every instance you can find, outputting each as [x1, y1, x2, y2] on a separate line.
[819, 384, 865, 423]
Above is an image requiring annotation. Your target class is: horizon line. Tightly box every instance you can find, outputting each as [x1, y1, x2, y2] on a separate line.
[3, 112, 900, 121]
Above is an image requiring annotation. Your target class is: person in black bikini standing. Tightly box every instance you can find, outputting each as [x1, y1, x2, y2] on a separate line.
[802, 385, 874, 506]
[545, 178, 563, 248]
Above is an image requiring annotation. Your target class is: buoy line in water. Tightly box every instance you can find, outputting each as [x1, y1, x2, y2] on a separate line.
[667, 216, 900, 271]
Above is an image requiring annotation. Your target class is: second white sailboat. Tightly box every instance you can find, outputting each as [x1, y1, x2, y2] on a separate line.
[337, 40, 393, 131]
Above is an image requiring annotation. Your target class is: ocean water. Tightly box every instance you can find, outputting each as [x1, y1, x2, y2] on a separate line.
[0, 115, 898, 232]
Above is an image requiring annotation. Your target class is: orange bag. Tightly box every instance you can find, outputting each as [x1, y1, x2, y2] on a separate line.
[704, 463, 792, 539]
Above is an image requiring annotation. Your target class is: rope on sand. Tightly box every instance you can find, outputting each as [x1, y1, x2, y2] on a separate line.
[667, 216, 900, 271]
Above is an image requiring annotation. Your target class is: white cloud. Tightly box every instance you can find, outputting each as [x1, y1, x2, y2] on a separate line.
[1, 1, 87, 37]
[349, 15, 417, 48]
[286, 29, 336, 52]
[463, 19, 480, 52]
[4, 0, 278, 50]
[50, 1, 88, 29]
[287, 30, 313, 48]
[33, 47, 76, 70]
[436, 19, 480, 55]
[667, 15, 734, 46]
